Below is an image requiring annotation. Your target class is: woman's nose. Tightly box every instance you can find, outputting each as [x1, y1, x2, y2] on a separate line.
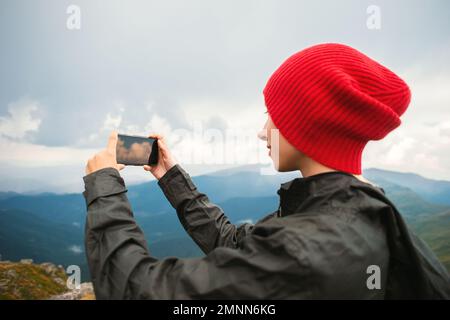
[257, 129, 268, 141]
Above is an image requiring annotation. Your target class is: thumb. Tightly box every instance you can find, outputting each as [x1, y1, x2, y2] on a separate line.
[117, 164, 125, 171]
[107, 131, 118, 153]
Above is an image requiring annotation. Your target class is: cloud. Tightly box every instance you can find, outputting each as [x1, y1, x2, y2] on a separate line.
[0, 99, 41, 140]
[364, 120, 450, 179]
[0, 135, 96, 167]
[360, 56, 450, 180]
[1, 0, 450, 188]
[74, 99, 187, 148]
[401, 65, 450, 123]
[237, 219, 253, 224]
[103, 111, 123, 131]
[68, 245, 83, 254]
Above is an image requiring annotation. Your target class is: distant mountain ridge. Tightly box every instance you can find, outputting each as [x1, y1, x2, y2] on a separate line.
[1, 166, 449, 283]
[364, 168, 450, 206]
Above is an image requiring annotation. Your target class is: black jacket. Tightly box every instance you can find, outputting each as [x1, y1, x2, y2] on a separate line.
[82, 164, 450, 299]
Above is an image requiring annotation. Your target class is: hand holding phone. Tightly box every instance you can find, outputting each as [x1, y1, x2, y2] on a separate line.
[143, 134, 177, 180]
[85, 131, 125, 175]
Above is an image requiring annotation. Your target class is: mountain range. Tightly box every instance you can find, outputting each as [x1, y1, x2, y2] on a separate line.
[0, 166, 449, 281]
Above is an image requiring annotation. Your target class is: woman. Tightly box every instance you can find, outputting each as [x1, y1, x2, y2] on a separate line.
[83, 43, 449, 299]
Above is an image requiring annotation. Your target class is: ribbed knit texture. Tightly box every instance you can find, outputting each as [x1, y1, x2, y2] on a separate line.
[263, 43, 411, 174]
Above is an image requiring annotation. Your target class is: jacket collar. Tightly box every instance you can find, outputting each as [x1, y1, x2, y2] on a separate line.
[276, 171, 385, 217]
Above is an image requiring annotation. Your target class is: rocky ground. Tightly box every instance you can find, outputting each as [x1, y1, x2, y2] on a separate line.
[0, 259, 95, 300]
[48, 282, 95, 300]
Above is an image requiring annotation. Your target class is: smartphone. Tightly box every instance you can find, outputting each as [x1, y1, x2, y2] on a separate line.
[116, 134, 159, 166]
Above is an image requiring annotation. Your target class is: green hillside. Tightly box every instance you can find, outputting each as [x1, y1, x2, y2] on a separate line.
[408, 211, 450, 272]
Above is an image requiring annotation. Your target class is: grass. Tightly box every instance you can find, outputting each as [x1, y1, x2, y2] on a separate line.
[0, 262, 67, 300]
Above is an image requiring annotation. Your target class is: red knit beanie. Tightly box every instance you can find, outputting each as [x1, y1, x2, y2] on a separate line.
[263, 43, 411, 174]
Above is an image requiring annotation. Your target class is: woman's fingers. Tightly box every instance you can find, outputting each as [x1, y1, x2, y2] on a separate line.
[158, 138, 170, 154]
[117, 164, 126, 171]
[143, 165, 152, 171]
[148, 133, 168, 153]
[148, 133, 164, 140]
[107, 131, 118, 153]
[147, 133, 167, 146]
[145, 133, 175, 169]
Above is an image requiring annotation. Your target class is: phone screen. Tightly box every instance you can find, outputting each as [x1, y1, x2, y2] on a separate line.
[116, 134, 158, 166]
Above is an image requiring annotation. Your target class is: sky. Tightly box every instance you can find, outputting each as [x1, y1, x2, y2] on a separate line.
[1, 0, 450, 193]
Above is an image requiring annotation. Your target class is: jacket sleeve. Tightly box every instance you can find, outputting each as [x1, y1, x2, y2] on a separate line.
[157, 164, 255, 254]
[83, 167, 306, 299]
